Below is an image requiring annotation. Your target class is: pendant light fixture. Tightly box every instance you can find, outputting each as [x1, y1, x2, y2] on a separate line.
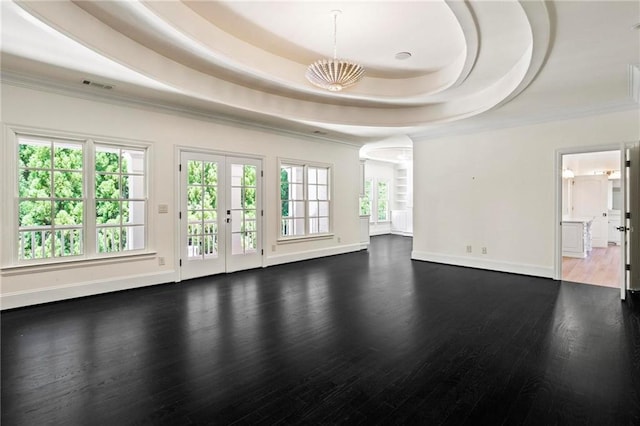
[305, 10, 365, 92]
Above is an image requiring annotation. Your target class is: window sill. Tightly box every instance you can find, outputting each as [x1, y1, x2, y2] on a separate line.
[1, 251, 158, 276]
[277, 233, 335, 244]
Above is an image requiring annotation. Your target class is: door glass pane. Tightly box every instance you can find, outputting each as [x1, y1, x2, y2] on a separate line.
[231, 187, 242, 209]
[204, 162, 217, 185]
[204, 186, 217, 210]
[244, 165, 256, 187]
[188, 161, 202, 184]
[187, 160, 219, 260]
[188, 187, 203, 210]
[231, 164, 243, 186]
[232, 210, 243, 232]
[243, 188, 256, 209]
[231, 232, 243, 255]
[244, 232, 257, 253]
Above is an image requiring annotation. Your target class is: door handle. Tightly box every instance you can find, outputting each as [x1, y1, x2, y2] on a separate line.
[226, 218, 231, 223]
[616, 226, 628, 232]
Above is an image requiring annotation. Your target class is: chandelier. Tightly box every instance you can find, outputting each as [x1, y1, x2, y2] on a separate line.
[306, 10, 365, 92]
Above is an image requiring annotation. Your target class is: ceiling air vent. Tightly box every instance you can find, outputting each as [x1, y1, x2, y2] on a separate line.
[82, 79, 114, 90]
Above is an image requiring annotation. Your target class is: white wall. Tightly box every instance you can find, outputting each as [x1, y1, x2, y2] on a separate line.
[412, 109, 640, 278]
[0, 83, 361, 308]
[363, 160, 395, 235]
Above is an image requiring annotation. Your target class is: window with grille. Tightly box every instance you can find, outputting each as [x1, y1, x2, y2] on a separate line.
[15, 133, 148, 263]
[18, 136, 84, 260]
[377, 181, 389, 222]
[95, 145, 146, 253]
[280, 160, 331, 238]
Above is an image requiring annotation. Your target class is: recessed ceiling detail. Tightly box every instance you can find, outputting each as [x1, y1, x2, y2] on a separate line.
[4, 0, 552, 139]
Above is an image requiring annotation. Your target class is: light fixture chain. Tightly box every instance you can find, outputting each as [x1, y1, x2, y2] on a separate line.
[305, 9, 364, 91]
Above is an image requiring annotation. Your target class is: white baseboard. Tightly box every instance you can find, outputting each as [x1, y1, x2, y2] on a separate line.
[1, 270, 177, 310]
[266, 243, 363, 267]
[391, 231, 413, 237]
[411, 251, 554, 278]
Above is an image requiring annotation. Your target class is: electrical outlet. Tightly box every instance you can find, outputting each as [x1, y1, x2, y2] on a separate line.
[466, 245, 472, 253]
[158, 256, 165, 266]
[482, 247, 487, 254]
[337, 237, 341, 243]
[272, 245, 276, 252]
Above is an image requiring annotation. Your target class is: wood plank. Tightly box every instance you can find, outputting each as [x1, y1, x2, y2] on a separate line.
[563, 245, 621, 288]
[2, 236, 639, 425]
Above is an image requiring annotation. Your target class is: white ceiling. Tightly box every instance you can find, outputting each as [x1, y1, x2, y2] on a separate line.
[1, 0, 639, 153]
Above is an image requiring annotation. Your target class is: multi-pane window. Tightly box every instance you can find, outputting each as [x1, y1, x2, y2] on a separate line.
[280, 161, 331, 238]
[18, 136, 84, 260]
[15, 133, 147, 263]
[95, 145, 146, 253]
[307, 166, 330, 234]
[359, 179, 372, 216]
[377, 181, 389, 222]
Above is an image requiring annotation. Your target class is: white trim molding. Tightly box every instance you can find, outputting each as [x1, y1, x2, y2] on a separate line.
[1, 270, 177, 310]
[411, 250, 554, 279]
[266, 243, 363, 267]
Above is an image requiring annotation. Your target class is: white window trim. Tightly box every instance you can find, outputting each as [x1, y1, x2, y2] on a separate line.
[376, 179, 390, 223]
[360, 177, 373, 220]
[277, 157, 333, 243]
[364, 178, 391, 225]
[2, 125, 154, 268]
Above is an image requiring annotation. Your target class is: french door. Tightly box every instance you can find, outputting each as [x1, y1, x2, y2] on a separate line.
[180, 151, 262, 280]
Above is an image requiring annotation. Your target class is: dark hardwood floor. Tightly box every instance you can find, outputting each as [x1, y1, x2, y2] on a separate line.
[2, 235, 640, 425]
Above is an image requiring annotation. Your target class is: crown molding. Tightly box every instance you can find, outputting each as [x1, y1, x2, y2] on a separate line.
[0, 71, 364, 148]
[410, 101, 640, 142]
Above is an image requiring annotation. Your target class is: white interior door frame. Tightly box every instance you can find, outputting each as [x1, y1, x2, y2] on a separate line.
[554, 144, 625, 285]
[625, 143, 640, 296]
[174, 146, 265, 282]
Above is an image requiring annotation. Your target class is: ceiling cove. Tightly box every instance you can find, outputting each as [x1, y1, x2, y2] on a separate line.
[12, 0, 551, 138]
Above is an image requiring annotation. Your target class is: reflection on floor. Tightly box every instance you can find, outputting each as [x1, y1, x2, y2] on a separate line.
[562, 244, 621, 288]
